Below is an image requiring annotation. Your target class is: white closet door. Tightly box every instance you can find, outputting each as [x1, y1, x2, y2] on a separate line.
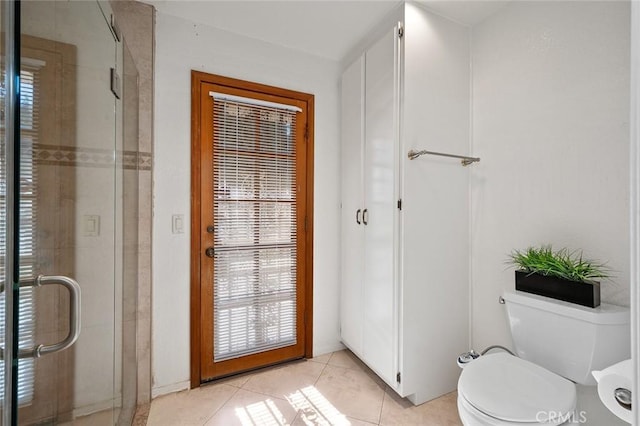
[363, 26, 399, 385]
[340, 56, 365, 356]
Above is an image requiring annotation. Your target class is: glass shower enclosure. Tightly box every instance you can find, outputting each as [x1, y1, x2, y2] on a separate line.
[1, 1, 139, 424]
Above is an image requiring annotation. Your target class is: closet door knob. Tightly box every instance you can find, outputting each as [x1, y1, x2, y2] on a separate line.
[363, 209, 368, 225]
[356, 209, 362, 225]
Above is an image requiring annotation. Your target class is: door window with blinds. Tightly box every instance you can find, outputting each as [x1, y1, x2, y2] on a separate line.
[193, 73, 313, 382]
[211, 92, 299, 362]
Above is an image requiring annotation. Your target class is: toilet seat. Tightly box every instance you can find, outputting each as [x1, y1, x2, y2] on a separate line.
[458, 394, 556, 426]
[458, 353, 577, 424]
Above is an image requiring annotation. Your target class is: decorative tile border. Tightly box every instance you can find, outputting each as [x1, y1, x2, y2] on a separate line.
[137, 152, 152, 171]
[32, 143, 152, 171]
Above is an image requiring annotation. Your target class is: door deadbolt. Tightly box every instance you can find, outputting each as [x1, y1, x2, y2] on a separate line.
[205, 247, 215, 258]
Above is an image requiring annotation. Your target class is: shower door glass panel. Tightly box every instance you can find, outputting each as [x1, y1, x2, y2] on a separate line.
[13, 1, 117, 424]
[1, 1, 11, 424]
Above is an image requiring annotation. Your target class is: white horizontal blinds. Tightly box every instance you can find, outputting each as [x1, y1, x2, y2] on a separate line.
[210, 92, 302, 113]
[211, 93, 298, 362]
[17, 68, 37, 404]
[0, 66, 39, 404]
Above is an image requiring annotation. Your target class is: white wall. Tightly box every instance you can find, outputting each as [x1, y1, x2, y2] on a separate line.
[153, 12, 342, 395]
[470, 1, 631, 351]
[400, 3, 471, 402]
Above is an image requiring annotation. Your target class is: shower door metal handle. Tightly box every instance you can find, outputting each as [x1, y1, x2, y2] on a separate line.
[17, 275, 81, 359]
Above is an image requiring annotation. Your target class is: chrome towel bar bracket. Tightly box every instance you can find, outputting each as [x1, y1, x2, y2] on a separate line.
[408, 149, 480, 166]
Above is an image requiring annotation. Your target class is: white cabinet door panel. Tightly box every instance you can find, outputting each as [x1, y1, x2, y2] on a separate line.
[362, 26, 398, 385]
[340, 56, 365, 355]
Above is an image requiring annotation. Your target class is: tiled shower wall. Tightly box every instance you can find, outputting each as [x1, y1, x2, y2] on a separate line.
[111, 0, 154, 407]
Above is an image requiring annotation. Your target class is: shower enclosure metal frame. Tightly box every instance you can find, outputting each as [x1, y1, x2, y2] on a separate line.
[3, 0, 20, 422]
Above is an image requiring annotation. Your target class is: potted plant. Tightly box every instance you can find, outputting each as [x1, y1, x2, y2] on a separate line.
[508, 245, 609, 308]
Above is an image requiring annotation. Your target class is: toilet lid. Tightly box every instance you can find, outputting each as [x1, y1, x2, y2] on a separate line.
[458, 353, 576, 423]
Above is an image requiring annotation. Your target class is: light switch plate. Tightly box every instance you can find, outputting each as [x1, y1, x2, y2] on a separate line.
[172, 214, 184, 234]
[83, 215, 100, 237]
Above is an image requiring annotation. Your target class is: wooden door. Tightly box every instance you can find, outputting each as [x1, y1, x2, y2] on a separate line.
[191, 72, 314, 384]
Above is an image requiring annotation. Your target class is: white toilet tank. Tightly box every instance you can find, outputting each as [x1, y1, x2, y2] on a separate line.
[503, 290, 630, 385]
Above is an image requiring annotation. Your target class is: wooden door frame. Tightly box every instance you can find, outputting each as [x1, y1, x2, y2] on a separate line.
[190, 70, 314, 388]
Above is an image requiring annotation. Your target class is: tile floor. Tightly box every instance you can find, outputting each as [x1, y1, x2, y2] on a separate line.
[146, 350, 462, 426]
[59, 410, 115, 426]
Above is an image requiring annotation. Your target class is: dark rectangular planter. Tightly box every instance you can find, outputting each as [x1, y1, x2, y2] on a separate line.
[515, 270, 601, 308]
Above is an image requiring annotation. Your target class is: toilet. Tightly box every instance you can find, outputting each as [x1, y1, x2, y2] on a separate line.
[457, 290, 630, 425]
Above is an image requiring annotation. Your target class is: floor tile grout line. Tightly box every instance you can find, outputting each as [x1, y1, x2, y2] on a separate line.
[322, 351, 389, 425]
[146, 355, 462, 426]
[237, 386, 292, 401]
[199, 384, 241, 426]
[291, 410, 302, 425]
[313, 359, 330, 386]
[342, 388, 386, 426]
[316, 366, 386, 426]
[377, 387, 388, 426]
[234, 360, 330, 425]
[238, 380, 318, 404]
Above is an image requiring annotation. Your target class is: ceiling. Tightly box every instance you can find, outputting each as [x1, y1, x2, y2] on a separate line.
[144, 0, 511, 62]
[420, 1, 510, 26]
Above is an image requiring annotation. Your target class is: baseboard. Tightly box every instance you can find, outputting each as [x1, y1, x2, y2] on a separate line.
[151, 380, 190, 399]
[72, 397, 121, 418]
[313, 342, 345, 357]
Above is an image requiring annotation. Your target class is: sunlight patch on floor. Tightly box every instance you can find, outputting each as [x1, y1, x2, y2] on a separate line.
[235, 398, 288, 426]
[286, 386, 350, 425]
[231, 385, 351, 425]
